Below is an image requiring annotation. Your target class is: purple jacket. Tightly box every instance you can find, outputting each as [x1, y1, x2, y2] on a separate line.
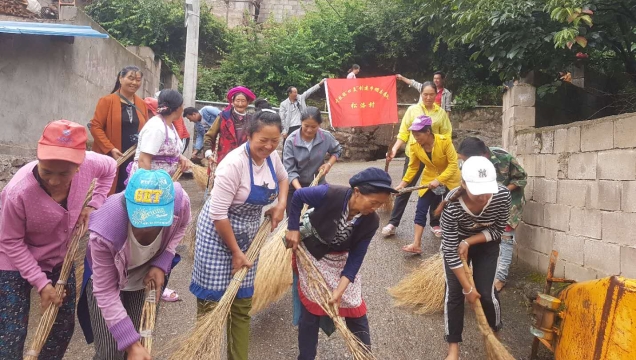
[87, 183, 190, 351]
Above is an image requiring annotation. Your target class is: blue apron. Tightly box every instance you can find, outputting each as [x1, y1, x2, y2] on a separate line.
[190, 142, 279, 301]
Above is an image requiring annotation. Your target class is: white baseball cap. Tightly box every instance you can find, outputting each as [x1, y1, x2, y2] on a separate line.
[461, 156, 498, 195]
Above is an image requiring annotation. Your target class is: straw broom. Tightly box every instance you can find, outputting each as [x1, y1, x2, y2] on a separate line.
[295, 245, 376, 360]
[25, 180, 96, 360]
[139, 280, 158, 354]
[250, 169, 325, 315]
[461, 259, 514, 360]
[169, 218, 273, 360]
[117, 145, 137, 166]
[388, 253, 445, 315]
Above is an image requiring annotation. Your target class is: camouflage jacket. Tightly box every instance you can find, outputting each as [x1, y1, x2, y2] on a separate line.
[489, 147, 527, 228]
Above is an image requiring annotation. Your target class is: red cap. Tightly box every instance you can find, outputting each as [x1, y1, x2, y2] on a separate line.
[37, 120, 87, 165]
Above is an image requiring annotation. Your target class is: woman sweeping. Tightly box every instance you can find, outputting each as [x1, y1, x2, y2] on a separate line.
[396, 115, 460, 255]
[127, 89, 189, 180]
[457, 137, 527, 292]
[285, 168, 396, 360]
[201, 86, 257, 165]
[383, 81, 452, 238]
[90, 65, 148, 194]
[435, 156, 511, 360]
[190, 109, 288, 360]
[283, 106, 342, 215]
[0, 120, 116, 359]
[82, 169, 190, 360]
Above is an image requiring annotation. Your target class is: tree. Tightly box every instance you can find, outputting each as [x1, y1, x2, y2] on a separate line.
[86, 0, 230, 72]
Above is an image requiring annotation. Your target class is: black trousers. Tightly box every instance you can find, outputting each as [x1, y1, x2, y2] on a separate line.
[288, 125, 301, 135]
[389, 156, 426, 227]
[444, 241, 502, 343]
[297, 303, 371, 360]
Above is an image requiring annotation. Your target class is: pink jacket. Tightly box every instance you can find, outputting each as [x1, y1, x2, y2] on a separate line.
[0, 152, 116, 292]
[87, 183, 190, 351]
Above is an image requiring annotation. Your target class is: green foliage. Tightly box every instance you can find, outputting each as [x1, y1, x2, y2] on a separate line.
[453, 83, 503, 110]
[86, 0, 230, 71]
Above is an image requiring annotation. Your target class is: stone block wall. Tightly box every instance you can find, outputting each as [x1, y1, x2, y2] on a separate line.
[258, 0, 315, 23]
[512, 114, 636, 281]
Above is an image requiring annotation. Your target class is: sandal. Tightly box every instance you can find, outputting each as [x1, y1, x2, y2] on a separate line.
[432, 226, 443, 238]
[161, 288, 181, 302]
[402, 244, 423, 255]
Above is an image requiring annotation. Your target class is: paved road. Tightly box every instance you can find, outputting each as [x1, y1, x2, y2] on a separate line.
[30, 159, 552, 359]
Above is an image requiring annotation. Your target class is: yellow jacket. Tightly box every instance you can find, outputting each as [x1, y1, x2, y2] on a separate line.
[397, 103, 452, 158]
[403, 134, 461, 197]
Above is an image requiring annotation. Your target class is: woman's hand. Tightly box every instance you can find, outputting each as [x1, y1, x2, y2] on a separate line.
[39, 283, 64, 310]
[395, 181, 408, 191]
[428, 179, 441, 189]
[143, 267, 165, 301]
[265, 204, 285, 231]
[178, 155, 191, 171]
[458, 240, 469, 260]
[111, 148, 123, 160]
[78, 206, 96, 229]
[318, 163, 332, 176]
[464, 287, 481, 305]
[285, 230, 301, 251]
[386, 147, 398, 162]
[328, 288, 345, 308]
[231, 251, 253, 275]
[126, 341, 152, 360]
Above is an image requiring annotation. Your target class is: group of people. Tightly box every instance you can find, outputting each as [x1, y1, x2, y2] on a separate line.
[0, 64, 527, 360]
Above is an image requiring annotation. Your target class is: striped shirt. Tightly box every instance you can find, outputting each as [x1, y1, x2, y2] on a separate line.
[440, 185, 511, 269]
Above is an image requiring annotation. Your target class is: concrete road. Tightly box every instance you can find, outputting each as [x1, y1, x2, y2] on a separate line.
[30, 159, 552, 359]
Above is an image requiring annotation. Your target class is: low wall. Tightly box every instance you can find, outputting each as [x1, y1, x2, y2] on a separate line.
[514, 114, 636, 281]
[0, 9, 161, 156]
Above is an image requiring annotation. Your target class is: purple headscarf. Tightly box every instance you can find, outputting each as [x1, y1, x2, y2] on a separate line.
[225, 86, 256, 111]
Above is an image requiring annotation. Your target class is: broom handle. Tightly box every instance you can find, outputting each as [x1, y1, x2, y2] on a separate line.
[116, 144, 137, 167]
[397, 184, 428, 194]
[25, 180, 96, 360]
[461, 259, 497, 337]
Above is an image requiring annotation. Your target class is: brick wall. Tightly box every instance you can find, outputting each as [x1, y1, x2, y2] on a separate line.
[509, 100, 636, 280]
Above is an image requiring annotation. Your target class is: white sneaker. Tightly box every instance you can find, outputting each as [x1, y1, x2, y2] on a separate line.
[382, 224, 396, 236]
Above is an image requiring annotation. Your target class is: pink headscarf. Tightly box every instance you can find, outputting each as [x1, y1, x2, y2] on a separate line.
[225, 86, 256, 111]
[144, 97, 158, 116]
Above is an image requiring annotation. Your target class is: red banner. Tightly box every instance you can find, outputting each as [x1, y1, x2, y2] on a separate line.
[325, 75, 398, 128]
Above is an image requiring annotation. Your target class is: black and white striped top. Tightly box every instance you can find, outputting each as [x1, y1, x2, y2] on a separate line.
[440, 185, 511, 269]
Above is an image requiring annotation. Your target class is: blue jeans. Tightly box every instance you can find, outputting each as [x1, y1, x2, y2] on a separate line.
[194, 130, 205, 152]
[414, 190, 443, 228]
[496, 229, 515, 282]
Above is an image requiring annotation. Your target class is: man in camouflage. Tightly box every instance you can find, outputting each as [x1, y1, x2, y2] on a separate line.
[457, 137, 527, 292]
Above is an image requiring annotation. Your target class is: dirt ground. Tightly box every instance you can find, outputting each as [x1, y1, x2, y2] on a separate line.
[27, 159, 554, 360]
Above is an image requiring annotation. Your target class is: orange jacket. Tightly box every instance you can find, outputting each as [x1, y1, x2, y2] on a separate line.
[89, 93, 148, 194]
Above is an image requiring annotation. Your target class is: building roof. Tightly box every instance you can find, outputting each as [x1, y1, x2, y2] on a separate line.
[0, 21, 108, 38]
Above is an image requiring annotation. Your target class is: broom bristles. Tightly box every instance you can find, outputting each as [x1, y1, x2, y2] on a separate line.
[250, 220, 292, 315]
[461, 259, 515, 360]
[388, 253, 445, 314]
[25, 181, 96, 360]
[191, 164, 209, 189]
[169, 219, 272, 360]
[250, 170, 325, 315]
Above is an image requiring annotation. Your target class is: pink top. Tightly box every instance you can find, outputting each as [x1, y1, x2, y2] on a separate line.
[347, 72, 356, 79]
[0, 152, 117, 292]
[209, 143, 287, 221]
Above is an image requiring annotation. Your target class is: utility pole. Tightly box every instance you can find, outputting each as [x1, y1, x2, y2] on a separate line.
[182, 0, 200, 157]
